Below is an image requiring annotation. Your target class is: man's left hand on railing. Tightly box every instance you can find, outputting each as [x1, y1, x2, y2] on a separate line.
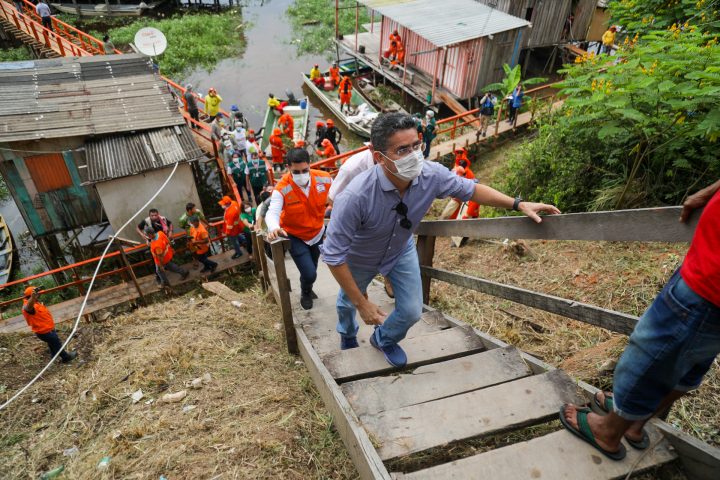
[518, 202, 561, 224]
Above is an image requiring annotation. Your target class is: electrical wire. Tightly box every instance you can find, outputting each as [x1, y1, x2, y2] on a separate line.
[0, 161, 180, 412]
[0, 146, 86, 154]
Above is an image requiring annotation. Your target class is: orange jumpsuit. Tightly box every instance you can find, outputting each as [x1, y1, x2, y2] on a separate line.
[450, 166, 480, 219]
[317, 139, 337, 159]
[278, 113, 294, 139]
[453, 149, 471, 169]
[384, 32, 402, 58]
[338, 77, 352, 107]
[269, 128, 286, 165]
[329, 65, 341, 87]
[392, 41, 406, 66]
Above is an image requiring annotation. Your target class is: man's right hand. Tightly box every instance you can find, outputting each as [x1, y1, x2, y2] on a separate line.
[267, 228, 288, 241]
[680, 180, 720, 223]
[356, 299, 386, 326]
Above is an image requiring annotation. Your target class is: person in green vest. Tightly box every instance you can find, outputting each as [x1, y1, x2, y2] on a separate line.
[239, 202, 256, 255]
[245, 144, 270, 204]
[226, 151, 249, 202]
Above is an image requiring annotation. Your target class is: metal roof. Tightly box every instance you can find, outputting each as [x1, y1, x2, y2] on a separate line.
[358, 0, 531, 47]
[84, 125, 205, 183]
[0, 54, 184, 143]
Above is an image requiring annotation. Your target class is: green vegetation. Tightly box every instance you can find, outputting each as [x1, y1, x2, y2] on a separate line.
[608, 0, 720, 36]
[483, 63, 547, 99]
[287, 0, 369, 57]
[0, 46, 32, 63]
[101, 11, 246, 78]
[496, 4, 720, 212]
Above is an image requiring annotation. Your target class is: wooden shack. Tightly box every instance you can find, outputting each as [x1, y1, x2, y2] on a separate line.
[0, 54, 204, 261]
[338, 0, 530, 104]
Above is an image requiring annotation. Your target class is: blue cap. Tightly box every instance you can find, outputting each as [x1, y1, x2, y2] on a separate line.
[231, 104, 239, 111]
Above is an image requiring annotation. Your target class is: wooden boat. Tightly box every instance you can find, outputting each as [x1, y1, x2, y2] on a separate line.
[0, 214, 14, 286]
[259, 96, 311, 156]
[50, 2, 160, 17]
[302, 71, 379, 138]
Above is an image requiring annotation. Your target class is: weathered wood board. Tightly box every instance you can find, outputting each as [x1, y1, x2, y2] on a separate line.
[363, 369, 586, 460]
[342, 346, 532, 417]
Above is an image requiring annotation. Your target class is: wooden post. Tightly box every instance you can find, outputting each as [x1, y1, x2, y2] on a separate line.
[416, 235, 436, 305]
[370, 10, 374, 33]
[269, 240, 298, 355]
[354, 1, 359, 52]
[495, 102, 503, 137]
[378, 15, 385, 64]
[431, 48, 440, 104]
[118, 246, 145, 305]
[252, 232, 268, 291]
[335, 0, 339, 39]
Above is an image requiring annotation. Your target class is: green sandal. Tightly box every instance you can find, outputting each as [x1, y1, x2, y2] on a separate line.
[559, 405, 627, 461]
[592, 392, 650, 450]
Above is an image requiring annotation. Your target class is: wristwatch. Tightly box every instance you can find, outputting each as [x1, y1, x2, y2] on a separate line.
[512, 196, 523, 211]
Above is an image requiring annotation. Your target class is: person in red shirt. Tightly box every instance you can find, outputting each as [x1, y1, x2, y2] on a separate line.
[219, 195, 246, 259]
[560, 180, 720, 461]
[147, 225, 189, 287]
[22, 286, 77, 363]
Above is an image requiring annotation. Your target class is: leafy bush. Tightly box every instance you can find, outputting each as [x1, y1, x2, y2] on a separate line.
[0, 47, 32, 62]
[287, 0, 369, 57]
[497, 18, 720, 212]
[102, 11, 245, 78]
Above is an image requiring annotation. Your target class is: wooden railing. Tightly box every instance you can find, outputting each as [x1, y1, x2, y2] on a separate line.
[415, 206, 700, 336]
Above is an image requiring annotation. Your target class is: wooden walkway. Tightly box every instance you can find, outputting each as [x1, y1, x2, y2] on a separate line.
[277, 257, 676, 479]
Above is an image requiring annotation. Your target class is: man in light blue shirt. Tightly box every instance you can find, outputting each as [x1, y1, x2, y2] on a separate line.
[322, 112, 559, 367]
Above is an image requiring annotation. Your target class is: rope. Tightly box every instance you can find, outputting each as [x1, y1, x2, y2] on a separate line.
[0, 162, 180, 412]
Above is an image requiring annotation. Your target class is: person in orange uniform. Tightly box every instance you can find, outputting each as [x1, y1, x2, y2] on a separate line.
[329, 62, 341, 88]
[22, 286, 77, 363]
[269, 127, 286, 171]
[316, 138, 337, 160]
[447, 164, 480, 219]
[278, 111, 295, 139]
[266, 148, 332, 310]
[146, 225, 189, 287]
[188, 215, 218, 273]
[453, 147, 471, 169]
[338, 76, 353, 113]
[219, 195, 246, 259]
[391, 40, 406, 68]
[384, 29, 401, 60]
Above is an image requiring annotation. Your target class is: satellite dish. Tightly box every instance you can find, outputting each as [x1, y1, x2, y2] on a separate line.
[134, 27, 167, 57]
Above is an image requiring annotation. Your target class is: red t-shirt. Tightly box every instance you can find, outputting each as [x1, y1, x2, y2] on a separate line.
[681, 191, 720, 307]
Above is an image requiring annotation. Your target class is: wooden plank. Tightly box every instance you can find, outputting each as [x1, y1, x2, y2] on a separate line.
[654, 420, 720, 480]
[0, 251, 250, 334]
[202, 281, 243, 303]
[364, 370, 586, 460]
[321, 325, 486, 383]
[422, 267, 639, 335]
[396, 426, 676, 480]
[270, 239, 298, 355]
[302, 309, 451, 356]
[342, 346, 531, 417]
[415, 207, 699, 243]
[295, 327, 392, 480]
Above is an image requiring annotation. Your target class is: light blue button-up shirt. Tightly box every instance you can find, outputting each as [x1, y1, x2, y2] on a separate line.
[322, 161, 476, 275]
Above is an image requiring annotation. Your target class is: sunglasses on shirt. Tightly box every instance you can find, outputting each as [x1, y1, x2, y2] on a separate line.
[393, 201, 412, 230]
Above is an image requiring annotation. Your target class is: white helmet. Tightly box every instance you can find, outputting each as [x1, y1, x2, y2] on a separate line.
[426, 110, 434, 118]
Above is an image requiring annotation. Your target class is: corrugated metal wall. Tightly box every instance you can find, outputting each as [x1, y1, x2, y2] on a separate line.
[474, 28, 523, 95]
[477, 0, 571, 48]
[571, 0, 599, 41]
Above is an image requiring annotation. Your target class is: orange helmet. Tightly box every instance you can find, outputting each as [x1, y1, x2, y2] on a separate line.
[273, 128, 281, 136]
[326, 119, 334, 127]
[454, 147, 467, 155]
[321, 138, 332, 147]
[218, 195, 233, 206]
[294, 139, 306, 148]
[316, 120, 325, 128]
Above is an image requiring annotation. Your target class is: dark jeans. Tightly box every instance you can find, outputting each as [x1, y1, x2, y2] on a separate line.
[250, 183, 264, 203]
[508, 106, 519, 123]
[188, 109, 200, 128]
[41, 16, 53, 31]
[228, 234, 245, 257]
[423, 137, 433, 159]
[194, 251, 218, 271]
[288, 234, 322, 295]
[155, 261, 187, 286]
[36, 330, 71, 361]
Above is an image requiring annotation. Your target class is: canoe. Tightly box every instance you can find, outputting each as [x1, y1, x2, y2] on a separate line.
[50, 2, 159, 17]
[302, 72, 379, 138]
[0, 214, 14, 286]
[259, 97, 310, 155]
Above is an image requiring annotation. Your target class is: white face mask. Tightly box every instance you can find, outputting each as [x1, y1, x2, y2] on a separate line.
[382, 149, 424, 182]
[244, 207, 252, 213]
[292, 172, 310, 187]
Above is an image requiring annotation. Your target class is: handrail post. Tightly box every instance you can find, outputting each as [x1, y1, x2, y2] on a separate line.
[495, 103, 502, 137]
[269, 239, 298, 355]
[451, 117, 457, 139]
[416, 234, 436, 305]
[118, 245, 145, 305]
[254, 231, 271, 292]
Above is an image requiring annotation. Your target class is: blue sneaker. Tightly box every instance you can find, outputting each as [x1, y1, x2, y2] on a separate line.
[340, 336, 359, 350]
[369, 329, 407, 368]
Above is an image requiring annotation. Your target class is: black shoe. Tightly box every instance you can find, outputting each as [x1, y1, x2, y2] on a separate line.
[310, 290, 318, 299]
[231, 253, 242, 259]
[210, 263, 218, 273]
[180, 270, 190, 280]
[62, 351, 78, 363]
[340, 336, 359, 350]
[300, 293, 313, 310]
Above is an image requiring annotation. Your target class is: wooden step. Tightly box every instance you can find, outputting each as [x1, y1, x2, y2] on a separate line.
[321, 325, 485, 382]
[363, 369, 586, 460]
[302, 309, 451, 356]
[394, 426, 676, 479]
[343, 346, 531, 417]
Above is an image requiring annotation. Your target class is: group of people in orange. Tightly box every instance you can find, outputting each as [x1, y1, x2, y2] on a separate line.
[441, 147, 481, 220]
[383, 29, 406, 69]
[310, 62, 354, 113]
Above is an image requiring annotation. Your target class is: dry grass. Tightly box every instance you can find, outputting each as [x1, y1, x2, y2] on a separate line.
[0, 281, 355, 479]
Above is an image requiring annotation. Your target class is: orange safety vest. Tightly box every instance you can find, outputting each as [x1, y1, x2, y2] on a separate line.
[276, 170, 332, 241]
[454, 152, 471, 169]
[190, 223, 210, 255]
[390, 33, 402, 45]
[22, 299, 55, 334]
[150, 231, 174, 266]
[269, 134, 285, 162]
[223, 201, 242, 236]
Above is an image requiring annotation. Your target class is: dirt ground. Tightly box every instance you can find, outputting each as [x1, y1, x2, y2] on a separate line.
[0, 281, 355, 479]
